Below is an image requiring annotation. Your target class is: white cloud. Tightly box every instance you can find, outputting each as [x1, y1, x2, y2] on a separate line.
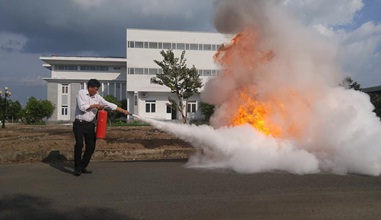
[70, 0, 207, 19]
[338, 22, 381, 86]
[282, 0, 381, 87]
[0, 48, 49, 103]
[283, 0, 364, 26]
[313, 24, 336, 37]
[18, 74, 47, 87]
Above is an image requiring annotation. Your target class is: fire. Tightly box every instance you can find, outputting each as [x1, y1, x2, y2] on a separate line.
[214, 28, 282, 136]
[232, 90, 282, 137]
[214, 29, 274, 76]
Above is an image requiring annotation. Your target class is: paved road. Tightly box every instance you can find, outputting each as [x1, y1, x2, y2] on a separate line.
[1, 161, 381, 220]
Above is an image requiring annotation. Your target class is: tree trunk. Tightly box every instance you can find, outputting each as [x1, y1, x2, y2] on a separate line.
[178, 97, 187, 124]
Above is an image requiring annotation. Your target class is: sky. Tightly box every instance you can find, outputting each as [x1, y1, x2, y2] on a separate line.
[0, 0, 380, 105]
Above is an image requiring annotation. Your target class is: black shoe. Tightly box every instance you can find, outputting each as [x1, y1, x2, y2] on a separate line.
[82, 168, 92, 174]
[74, 169, 82, 176]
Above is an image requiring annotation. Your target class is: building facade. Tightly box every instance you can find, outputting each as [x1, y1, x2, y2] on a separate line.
[41, 29, 230, 122]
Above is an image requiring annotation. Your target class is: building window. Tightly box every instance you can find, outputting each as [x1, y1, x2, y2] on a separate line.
[55, 65, 77, 71]
[79, 66, 109, 71]
[145, 100, 156, 113]
[128, 41, 135, 48]
[61, 106, 68, 115]
[163, 43, 171, 49]
[134, 94, 138, 106]
[177, 43, 185, 50]
[126, 41, 225, 51]
[203, 44, 212, 50]
[149, 68, 157, 75]
[62, 84, 69, 94]
[187, 101, 197, 113]
[166, 105, 172, 113]
[190, 44, 198, 50]
[135, 68, 144, 74]
[129, 68, 134, 74]
[149, 42, 158, 49]
[135, 41, 144, 48]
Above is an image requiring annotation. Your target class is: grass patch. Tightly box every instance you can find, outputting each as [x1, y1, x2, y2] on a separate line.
[109, 120, 149, 127]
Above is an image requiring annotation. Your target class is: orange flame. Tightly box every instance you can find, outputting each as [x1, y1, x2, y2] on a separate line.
[214, 28, 281, 136]
[232, 89, 282, 137]
[214, 29, 274, 76]
[212, 28, 315, 138]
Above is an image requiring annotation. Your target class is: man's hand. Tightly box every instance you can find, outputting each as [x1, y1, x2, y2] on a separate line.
[93, 104, 105, 110]
[116, 107, 130, 115]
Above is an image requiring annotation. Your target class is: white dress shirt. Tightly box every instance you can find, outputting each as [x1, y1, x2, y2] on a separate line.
[75, 89, 117, 122]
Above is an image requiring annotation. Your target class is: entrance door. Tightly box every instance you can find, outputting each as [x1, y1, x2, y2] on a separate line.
[167, 104, 177, 120]
[171, 107, 177, 120]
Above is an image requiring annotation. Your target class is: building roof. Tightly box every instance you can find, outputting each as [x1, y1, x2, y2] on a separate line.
[363, 85, 381, 94]
[40, 55, 126, 64]
[40, 55, 127, 70]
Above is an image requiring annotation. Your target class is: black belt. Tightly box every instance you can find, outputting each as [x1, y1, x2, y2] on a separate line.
[75, 119, 92, 124]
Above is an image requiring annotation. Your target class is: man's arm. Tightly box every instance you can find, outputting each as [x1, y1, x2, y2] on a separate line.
[115, 107, 130, 115]
[97, 95, 129, 115]
[87, 104, 105, 110]
[77, 90, 105, 111]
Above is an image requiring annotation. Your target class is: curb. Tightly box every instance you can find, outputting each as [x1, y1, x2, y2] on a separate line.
[0, 148, 202, 163]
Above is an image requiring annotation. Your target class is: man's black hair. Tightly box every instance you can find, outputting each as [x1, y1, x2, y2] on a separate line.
[87, 79, 101, 88]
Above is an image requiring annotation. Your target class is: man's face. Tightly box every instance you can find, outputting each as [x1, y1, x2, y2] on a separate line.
[88, 86, 99, 96]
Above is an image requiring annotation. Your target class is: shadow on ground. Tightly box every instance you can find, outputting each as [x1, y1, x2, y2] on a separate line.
[42, 150, 74, 175]
[105, 138, 192, 149]
[0, 194, 134, 220]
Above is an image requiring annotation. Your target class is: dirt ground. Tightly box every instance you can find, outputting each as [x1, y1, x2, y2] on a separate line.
[0, 123, 193, 154]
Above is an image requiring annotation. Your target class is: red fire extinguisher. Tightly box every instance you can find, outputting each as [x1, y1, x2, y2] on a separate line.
[96, 110, 108, 139]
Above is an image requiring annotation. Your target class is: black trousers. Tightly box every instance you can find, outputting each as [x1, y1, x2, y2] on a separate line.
[73, 120, 96, 171]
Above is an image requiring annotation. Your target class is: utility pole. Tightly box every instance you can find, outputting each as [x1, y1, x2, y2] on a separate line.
[0, 87, 11, 128]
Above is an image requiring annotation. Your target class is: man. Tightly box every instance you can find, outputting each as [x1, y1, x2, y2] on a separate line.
[73, 79, 129, 176]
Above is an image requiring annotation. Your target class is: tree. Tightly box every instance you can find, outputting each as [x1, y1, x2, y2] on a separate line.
[22, 97, 55, 124]
[104, 94, 122, 123]
[199, 102, 215, 122]
[152, 50, 202, 123]
[6, 100, 22, 122]
[370, 94, 381, 119]
[341, 76, 362, 91]
[341, 76, 381, 119]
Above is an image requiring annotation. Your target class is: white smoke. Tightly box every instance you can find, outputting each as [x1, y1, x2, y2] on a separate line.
[137, 0, 381, 176]
[134, 115, 320, 174]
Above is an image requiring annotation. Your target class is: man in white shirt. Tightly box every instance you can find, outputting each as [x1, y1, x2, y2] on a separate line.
[73, 79, 130, 176]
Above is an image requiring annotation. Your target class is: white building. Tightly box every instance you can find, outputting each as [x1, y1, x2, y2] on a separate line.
[41, 29, 230, 122]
